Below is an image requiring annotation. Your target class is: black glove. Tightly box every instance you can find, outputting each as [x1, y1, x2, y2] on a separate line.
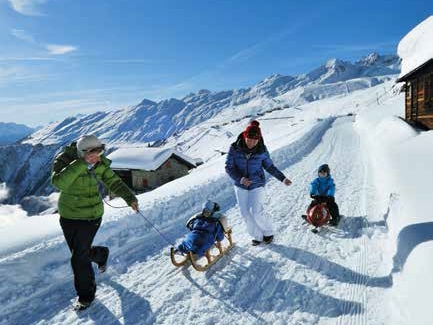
[311, 195, 327, 203]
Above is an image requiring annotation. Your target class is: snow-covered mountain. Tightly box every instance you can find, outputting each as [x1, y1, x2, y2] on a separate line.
[0, 144, 59, 204]
[0, 122, 37, 145]
[0, 53, 400, 207]
[22, 52, 399, 146]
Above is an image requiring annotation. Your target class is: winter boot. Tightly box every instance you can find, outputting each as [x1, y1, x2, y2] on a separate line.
[329, 215, 340, 226]
[251, 240, 262, 246]
[97, 247, 109, 273]
[263, 235, 274, 244]
[173, 248, 186, 256]
[73, 299, 92, 311]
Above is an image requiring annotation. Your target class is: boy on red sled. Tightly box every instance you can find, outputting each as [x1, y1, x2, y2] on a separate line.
[306, 164, 341, 227]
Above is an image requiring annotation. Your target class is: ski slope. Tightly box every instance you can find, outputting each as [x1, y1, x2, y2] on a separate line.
[0, 111, 393, 325]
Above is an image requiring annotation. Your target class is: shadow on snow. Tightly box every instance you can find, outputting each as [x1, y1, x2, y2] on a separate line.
[183, 246, 363, 322]
[334, 215, 387, 239]
[391, 221, 433, 274]
[270, 244, 392, 288]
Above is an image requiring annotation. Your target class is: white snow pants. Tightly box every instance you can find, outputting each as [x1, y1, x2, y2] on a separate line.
[234, 186, 273, 241]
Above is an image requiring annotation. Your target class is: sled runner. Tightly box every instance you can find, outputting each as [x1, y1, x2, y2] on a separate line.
[170, 229, 234, 271]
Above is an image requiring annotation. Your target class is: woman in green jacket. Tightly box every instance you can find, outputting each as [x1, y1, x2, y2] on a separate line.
[51, 134, 138, 311]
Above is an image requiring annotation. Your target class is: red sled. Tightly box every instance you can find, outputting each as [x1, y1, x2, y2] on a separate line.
[306, 203, 331, 228]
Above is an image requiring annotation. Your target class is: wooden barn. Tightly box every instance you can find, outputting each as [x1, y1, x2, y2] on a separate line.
[107, 147, 197, 194]
[397, 58, 433, 130]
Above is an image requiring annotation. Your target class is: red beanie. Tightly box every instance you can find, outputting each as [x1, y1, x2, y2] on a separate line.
[243, 120, 261, 140]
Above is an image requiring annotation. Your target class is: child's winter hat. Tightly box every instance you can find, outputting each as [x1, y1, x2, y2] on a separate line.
[318, 164, 330, 174]
[202, 200, 220, 214]
[76, 134, 104, 157]
[243, 120, 261, 140]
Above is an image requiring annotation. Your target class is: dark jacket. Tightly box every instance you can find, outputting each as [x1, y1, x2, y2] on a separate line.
[177, 213, 225, 257]
[51, 142, 137, 220]
[225, 133, 285, 190]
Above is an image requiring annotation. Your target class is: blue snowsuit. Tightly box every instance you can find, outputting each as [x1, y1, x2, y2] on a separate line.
[177, 213, 225, 257]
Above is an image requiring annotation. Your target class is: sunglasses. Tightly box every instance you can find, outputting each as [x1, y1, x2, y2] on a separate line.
[83, 145, 105, 155]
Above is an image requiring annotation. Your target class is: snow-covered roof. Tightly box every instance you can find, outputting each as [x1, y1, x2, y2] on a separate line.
[107, 147, 196, 171]
[398, 15, 433, 80]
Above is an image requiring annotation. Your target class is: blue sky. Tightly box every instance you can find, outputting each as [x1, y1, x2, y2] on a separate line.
[0, 0, 431, 127]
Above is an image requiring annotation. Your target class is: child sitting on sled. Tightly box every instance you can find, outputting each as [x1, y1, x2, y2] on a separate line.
[308, 164, 341, 226]
[175, 200, 230, 257]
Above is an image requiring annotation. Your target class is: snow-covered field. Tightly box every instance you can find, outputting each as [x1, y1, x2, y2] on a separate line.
[1, 78, 433, 324]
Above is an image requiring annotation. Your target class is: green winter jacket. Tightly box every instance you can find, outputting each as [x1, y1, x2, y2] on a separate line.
[51, 142, 137, 220]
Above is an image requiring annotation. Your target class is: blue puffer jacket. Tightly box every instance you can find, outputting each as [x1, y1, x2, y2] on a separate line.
[310, 175, 335, 197]
[225, 134, 286, 190]
[177, 215, 225, 257]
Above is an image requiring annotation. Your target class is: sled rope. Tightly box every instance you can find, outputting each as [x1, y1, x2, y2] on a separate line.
[136, 209, 176, 246]
[88, 168, 175, 246]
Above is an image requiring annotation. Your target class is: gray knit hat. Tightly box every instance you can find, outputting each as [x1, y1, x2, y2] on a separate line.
[76, 134, 104, 157]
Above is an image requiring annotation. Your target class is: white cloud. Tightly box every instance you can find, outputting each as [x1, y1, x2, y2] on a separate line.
[45, 44, 77, 55]
[0, 65, 53, 83]
[10, 29, 36, 43]
[9, 29, 77, 57]
[0, 57, 60, 61]
[8, 0, 48, 16]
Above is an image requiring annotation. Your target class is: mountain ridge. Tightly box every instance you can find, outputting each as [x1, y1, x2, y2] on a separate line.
[22, 52, 400, 146]
[0, 52, 400, 207]
[0, 122, 38, 145]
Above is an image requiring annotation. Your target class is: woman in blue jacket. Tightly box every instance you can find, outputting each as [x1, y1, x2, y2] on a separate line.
[225, 120, 292, 246]
[309, 164, 341, 226]
[176, 200, 228, 257]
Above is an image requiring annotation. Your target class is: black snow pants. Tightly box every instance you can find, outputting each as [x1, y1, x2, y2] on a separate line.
[309, 196, 340, 224]
[60, 217, 109, 302]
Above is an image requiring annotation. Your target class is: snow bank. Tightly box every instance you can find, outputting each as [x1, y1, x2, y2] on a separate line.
[355, 90, 433, 323]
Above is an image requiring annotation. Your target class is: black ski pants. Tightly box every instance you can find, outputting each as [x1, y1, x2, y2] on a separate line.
[309, 196, 340, 221]
[60, 217, 109, 302]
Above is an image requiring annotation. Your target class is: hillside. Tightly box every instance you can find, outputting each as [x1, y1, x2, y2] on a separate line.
[3, 80, 428, 324]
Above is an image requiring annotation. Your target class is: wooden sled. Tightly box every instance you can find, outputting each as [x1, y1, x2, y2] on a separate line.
[170, 229, 234, 271]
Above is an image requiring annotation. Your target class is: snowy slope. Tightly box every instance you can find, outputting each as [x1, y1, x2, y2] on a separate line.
[0, 80, 412, 325]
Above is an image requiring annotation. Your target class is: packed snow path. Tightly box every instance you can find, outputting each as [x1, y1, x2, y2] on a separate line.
[0, 116, 392, 325]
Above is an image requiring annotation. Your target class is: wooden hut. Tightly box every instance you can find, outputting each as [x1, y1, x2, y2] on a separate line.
[107, 147, 197, 194]
[397, 59, 433, 130]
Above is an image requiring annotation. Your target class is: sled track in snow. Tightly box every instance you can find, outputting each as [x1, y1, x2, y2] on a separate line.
[336, 124, 368, 325]
[255, 116, 379, 324]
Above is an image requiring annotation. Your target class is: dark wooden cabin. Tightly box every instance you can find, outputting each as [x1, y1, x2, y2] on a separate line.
[107, 147, 197, 194]
[397, 58, 433, 130]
